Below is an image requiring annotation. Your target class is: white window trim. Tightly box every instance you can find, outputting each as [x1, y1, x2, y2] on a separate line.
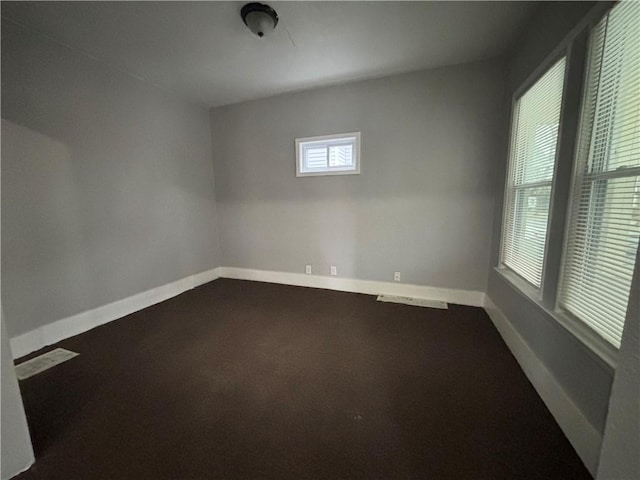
[295, 131, 361, 177]
[498, 55, 567, 290]
[494, 48, 618, 369]
[494, 0, 624, 371]
[554, 2, 640, 353]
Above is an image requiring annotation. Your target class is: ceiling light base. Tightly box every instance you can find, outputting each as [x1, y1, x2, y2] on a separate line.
[241, 3, 279, 38]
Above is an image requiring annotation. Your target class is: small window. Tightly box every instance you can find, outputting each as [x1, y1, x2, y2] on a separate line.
[296, 132, 360, 177]
[500, 57, 567, 288]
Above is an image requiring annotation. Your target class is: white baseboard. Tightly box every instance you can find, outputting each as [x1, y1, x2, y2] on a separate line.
[7, 265, 602, 476]
[8, 264, 601, 475]
[217, 267, 486, 307]
[9, 267, 222, 360]
[483, 296, 601, 476]
[10, 266, 483, 360]
[191, 268, 222, 288]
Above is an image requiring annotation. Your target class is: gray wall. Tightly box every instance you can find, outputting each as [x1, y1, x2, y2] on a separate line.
[1, 19, 221, 338]
[211, 60, 507, 291]
[597, 244, 640, 480]
[1, 313, 34, 479]
[486, 1, 612, 437]
[507, 1, 599, 91]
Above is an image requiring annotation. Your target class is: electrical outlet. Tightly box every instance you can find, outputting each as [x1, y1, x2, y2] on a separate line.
[305, 265, 312, 275]
[330, 266, 337, 276]
[394, 272, 401, 282]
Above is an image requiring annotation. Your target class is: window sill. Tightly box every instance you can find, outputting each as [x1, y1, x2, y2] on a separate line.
[493, 267, 617, 371]
[296, 169, 360, 177]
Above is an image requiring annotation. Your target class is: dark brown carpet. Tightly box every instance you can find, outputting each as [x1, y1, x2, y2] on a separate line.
[15, 279, 591, 479]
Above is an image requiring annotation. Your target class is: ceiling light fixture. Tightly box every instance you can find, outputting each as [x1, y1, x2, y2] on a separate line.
[241, 2, 279, 38]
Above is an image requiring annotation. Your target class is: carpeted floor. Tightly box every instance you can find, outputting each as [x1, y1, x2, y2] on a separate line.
[15, 279, 592, 479]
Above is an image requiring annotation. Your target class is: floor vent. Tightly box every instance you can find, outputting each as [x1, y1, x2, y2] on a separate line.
[377, 295, 448, 309]
[15, 348, 79, 380]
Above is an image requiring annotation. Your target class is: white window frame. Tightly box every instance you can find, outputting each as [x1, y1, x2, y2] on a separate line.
[494, 1, 627, 369]
[556, 1, 640, 351]
[498, 56, 567, 291]
[295, 132, 361, 177]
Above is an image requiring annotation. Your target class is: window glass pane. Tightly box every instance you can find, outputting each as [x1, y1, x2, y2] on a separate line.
[328, 144, 353, 167]
[500, 58, 566, 287]
[526, 124, 559, 182]
[304, 146, 328, 169]
[586, 2, 640, 174]
[503, 186, 552, 286]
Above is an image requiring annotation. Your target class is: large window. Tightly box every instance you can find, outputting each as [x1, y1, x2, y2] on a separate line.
[500, 58, 567, 288]
[559, 2, 640, 348]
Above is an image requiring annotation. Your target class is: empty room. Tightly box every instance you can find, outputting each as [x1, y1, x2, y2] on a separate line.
[1, 1, 638, 479]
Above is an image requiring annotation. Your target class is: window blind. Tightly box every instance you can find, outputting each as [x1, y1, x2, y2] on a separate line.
[501, 58, 567, 287]
[559, 1, 640, 348]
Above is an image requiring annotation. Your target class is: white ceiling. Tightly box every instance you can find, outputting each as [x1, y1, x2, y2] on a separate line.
[1, 1, 536, 107]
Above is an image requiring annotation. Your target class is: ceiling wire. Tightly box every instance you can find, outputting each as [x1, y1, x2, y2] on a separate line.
[283, 23, 297, 48]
